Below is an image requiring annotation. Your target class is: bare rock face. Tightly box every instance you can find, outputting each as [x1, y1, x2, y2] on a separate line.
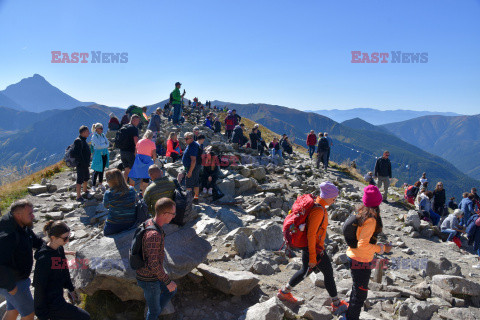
[71, 226, 211, 301]
[240, 297, 285, 320]
[196, 263, 260, 296]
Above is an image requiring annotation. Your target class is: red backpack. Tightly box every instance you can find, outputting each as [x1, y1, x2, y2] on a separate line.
[282, 194, 324, 249]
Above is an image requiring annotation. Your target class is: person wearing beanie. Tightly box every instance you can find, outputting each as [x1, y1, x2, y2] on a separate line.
[343, 185, 392, 320]
[108, 113, 120, 131]
[278, 181, 348, 315]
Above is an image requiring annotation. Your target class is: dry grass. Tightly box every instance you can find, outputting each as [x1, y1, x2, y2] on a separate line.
[0, 161, 66, 213]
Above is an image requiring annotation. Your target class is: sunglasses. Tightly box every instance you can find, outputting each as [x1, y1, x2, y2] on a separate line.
[60, 235, 70, 242]
[165, 211, 176, 216]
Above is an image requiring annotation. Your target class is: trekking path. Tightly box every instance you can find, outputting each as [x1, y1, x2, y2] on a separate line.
[13, 106, 480, 320]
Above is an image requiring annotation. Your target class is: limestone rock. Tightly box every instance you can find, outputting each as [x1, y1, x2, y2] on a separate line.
[432, 275, 480, 297]
[197, 264, 259, 296]
[242, 297, 285, 320]
[251, 222, 283, 251]
[395, 296, 439, 320]
[405, 210, 421, 231]
[426, 257, 462, 278]
[28, 184, 48, 195]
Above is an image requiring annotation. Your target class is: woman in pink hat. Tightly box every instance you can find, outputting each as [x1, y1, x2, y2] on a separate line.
[342, 185, 392, 320]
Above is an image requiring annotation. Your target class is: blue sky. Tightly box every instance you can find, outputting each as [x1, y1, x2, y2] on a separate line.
[0, 0, 479, 113]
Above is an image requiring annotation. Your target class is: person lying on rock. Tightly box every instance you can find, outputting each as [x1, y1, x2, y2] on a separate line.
[33, 221, 90, 320]
[277, 182, 349, 315]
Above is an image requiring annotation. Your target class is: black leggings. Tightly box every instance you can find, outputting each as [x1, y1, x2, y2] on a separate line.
[288, 248, 337, 298]
[48, 301, 91, 320]
[92, 155, 108, 186]
[346, 258, 372, 320]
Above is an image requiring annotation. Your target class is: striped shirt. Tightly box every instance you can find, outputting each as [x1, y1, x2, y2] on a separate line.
[103, 187, 137, 224]
[143, 177, 176, 216]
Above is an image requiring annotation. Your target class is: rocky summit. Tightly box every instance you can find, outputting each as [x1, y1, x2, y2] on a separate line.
[7, 106, 480, 320]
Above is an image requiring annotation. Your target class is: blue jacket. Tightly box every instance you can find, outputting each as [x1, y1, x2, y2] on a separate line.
[459, 198, 474, 221]
[466, 214, 480, 251]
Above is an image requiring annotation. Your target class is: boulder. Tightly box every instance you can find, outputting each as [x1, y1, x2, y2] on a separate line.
[71, 227, 211, 301]
[235, 178, 255, 195]
[395, 296, 439, 320]
[251, 167, 266, 181]
[432, 275, 480, 297]
[405, 210, 421, 231]
[217, 179, 235, 197]
[45, 211, 64, 220]
[28, 184, 48, 195]
[242, 297, 285, 320]
[425, 257, 462, 278]
[251, 222, 283, 251]
[196, 264, 259, 296]
[233, 233, 255, 258]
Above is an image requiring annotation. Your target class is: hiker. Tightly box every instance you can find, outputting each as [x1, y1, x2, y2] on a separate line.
[103, 169, 137, 236]
[459, 192, 475, 226]
[277, 182, 348, 315]
[193, 127, 201, 141]
[281, 136, 293, 155]
[415, 186, 426, 210]
[466, 209, 480, 269]
[306, 130, 317, 159]
[324, 132, 333, 164]
[118, 114, 140, 183]
[316, 133, 329, 171]
[253, 124, 267, 156]
[269, 137, 282, 160]
[147, 108, 162, 140]
[418, 191, 440, 226]
[91, 123, 109, 193]
[213, 116, 222, 133]
[249, 127, 261, 155]
[120, 112, 130, 127]
[364, 172, 376, 186]
[144, 165, 175, 216]
[33, 221, 91, 320]
[432, 182, 447, 217]
[405, 181, 421, 205]
[108, 113, 120, 131]
[232, 109, 241, 123]
[344, 185, 392, 320]
[374, 151, 392, 202]
[201, 148, 220, 195]
[448, 197, 458, 210]
[136, 198, 177, 320]
[224, 110, 237, 141]
[472, 188, 480, 210]
[129, 130, 157, 195]
[171, 82, 186, 125]
[419, 172, 428, 187]
[163, 103, 171, 119]
[183, 132, 201, 204]
[279, 134, 287, 150]
[232, 123, 247, 147]
[204, 113, 214, 130]
[126, 105, 148, 124]
[73, 125, 91, 203]
[0, 200, 44, 320]
[440, 209, 465, 242]
[166, 132, 182, 162]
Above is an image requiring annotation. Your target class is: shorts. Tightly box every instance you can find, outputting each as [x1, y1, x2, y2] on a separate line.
[0, 278, 34, 316]
[142, 178, 150, 183]
[185, 165, 201, 189]
[76, 164, 90, 184]
[120, 150, 135, 169]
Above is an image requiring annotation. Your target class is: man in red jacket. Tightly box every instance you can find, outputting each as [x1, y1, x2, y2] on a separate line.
[306, 130, 317, 159]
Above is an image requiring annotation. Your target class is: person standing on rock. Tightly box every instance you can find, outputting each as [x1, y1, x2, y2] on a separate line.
[33, 221, 90, 320]
[0, 200, 44, 320]
[213, 116, 222, 133]
[118, 115, 140, 184]
[136, 198, 177, 320]
[432, 182, 447, 217]
[374, 151, 392, 202]
[147, 108, 162, 141]
[129, 130, 157, 195]
[91, 123, 109, 193]
[324, 132, 333, 164]
[182, 132, 201, 204]
[73, 125, 91, 203]
[316, 133, 329, 171]
[343, 185, 392, 320]
[171, 82, 186, 125]
[224, 110, 236, 141]
[277, 182, 349, 315]
[306, 130, 317, 159]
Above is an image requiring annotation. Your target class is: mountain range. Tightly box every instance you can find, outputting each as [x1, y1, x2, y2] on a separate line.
[0, 74, 479, 197]
[305, 108, 461, 125]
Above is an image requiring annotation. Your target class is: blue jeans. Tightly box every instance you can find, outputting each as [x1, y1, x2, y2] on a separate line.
[103, 221, 136, 236]
[271, 149, 282, 159]
[441, 229, 458, 242]
[172, 104, 181, 124]
[308, 145, 315, 158]
[137, 280, 176, 320]
[0, 278, 34, 317]
[429, 210, 440, 226]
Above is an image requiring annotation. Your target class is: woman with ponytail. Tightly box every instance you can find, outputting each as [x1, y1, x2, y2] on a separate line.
[33, 221, 90, 320]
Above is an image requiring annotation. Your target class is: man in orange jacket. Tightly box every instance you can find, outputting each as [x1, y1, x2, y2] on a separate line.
[277, 181, 348, 315]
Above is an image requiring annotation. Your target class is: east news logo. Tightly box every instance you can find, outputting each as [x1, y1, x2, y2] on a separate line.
[51, 51, 128, 63]
[351, 51, 428, 63]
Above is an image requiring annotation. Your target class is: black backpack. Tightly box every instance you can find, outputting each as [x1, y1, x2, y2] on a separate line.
[129, 220, 161, 270]
[64, 143, 78, 168]
[169, 92, 174, 104]
[343, 214, 382, 248]
[172, 180, 193, 226]
[115, 124, 132, 150]
[317, 137, 330, 151]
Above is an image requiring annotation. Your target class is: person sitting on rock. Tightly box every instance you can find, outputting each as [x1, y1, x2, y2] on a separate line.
[213, 116, 222, 133]
[144, 165, 175, 216]
[129, 130, 157, 195]
[166, 132, 182, 162]
[466, 209, 480, 269]
[269, 137, 282, 160]
[440, 209, 465, 242]
[204, 113, 214, 130]
[108, 112, 120, 131]
[193, 127, 201, 142]
[404, 181, 421, 205]
[448, 197, 458, 210]
[343, 185, 392, 320]
[277, 182, 349, 316]
[418, 190, 440, 226]
[281, 136, 293, 155]
[90, 123, 109, 193]
[33, 221, 90, 320]
[232, 123, 247, 147]
[200, 148, 220, 195]
[136, 198, 177, 320]
[103, 169, 137, 236]
[364, 172, 376, 186]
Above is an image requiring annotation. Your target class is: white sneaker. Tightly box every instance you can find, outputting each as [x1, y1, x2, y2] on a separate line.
[203, 188, 208, 194]
[208, 188, 213, 195]
[473, 264, 480, 269]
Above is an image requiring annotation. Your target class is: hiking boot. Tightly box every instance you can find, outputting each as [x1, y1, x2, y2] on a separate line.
[193, 197, 199, 205]
[277, 289, 298, 303]
[331, 300, 349, 315]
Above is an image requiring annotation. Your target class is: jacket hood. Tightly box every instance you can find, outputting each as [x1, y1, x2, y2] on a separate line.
[34, 242, 58, 261]
[0, 212, 18, 237]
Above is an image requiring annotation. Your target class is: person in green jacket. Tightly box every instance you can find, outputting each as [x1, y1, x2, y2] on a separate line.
[171, 82, 185, 125]
[126, 105, 148, 124]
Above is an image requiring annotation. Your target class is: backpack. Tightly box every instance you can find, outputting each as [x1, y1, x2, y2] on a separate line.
[172, 180, 193, 226]
[317, 137, 329, 151]
[115, 124, 132, 150]
[343, 214, 382, 248]
[282, 194, 324, 249]
[169, 92, 174, 104]
[135, 199, 150, 225]
[64, 143, 78, 168]
[129, 220, 160, 270]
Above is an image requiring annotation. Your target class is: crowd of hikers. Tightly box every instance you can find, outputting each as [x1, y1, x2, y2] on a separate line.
[1, 81, 479, 320]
